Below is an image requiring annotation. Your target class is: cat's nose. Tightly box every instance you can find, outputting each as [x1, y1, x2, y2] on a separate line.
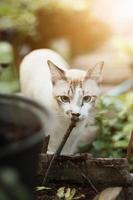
[71, 113, 80, 121]
[71, 113, 80, 118]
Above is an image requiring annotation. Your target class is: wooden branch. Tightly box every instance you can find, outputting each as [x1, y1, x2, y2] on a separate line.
[126, 130, 133, 161]
[42, 119, 77, 185]
[38, 154, 133, 188]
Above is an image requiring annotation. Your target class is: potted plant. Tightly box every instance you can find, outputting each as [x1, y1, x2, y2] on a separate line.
[0, 94, 51, 199]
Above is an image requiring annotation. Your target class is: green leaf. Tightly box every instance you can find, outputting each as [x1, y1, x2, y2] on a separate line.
[57, 187, 65, 198]
[36, 186, 51, 191]
[93, 141, 106, 150]
[66, 188, 76, 200]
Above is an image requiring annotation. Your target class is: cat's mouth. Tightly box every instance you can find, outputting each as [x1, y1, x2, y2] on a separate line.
[71, 115, 85, 122]
[71, 115, 80, 122]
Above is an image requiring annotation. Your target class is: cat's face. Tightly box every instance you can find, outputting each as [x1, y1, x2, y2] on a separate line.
[48, 60, 103, 121]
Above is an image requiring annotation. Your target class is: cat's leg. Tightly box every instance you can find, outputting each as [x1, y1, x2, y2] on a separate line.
[69, 133, 83, 154]
[78, 126, 97, 145]
[70, 126, 97, 154]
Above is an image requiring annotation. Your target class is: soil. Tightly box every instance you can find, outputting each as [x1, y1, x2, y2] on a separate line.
[0, 120, 41, 147]
[37, 154, 133, 200]
[36, 182, 99, 200]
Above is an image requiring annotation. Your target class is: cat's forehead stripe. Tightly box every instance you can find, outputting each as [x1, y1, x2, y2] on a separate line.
[71, 80, 83, 88]
[68, 84, 73, 96]
[68, 79, 84, 97]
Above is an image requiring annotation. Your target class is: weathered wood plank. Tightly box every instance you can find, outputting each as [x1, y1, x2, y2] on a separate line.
[38, 153, 133, 187]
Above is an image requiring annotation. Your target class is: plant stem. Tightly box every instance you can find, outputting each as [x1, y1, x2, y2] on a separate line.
[126, 130, 133, 161]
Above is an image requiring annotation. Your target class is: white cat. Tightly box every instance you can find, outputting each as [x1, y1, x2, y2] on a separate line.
[20, 49, 103, 154]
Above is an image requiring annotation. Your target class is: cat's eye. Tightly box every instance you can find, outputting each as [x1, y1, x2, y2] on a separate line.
[83, 95, 91, 103]
[60, 96, 70, 103]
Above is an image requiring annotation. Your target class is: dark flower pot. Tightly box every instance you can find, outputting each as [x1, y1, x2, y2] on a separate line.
[0, 94, 50, 195]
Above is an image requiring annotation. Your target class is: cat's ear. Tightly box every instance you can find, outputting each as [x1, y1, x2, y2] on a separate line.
[47, 60, 66, 84]
[86, 61, 104, 83]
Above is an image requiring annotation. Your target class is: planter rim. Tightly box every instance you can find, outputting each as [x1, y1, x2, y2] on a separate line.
[0, 93, 51, 158]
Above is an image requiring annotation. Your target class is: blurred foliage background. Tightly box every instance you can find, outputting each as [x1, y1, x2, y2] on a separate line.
[0, 0, 111, 61]
[0, 0, 37, 34]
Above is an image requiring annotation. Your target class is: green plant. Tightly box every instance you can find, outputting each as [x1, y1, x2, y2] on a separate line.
[0, 0, 39, 35]
[79, 93, 133, 170]
[0, 0, 90, 35]
[0, 169, 31, 200]
[57, 187, 84, 200]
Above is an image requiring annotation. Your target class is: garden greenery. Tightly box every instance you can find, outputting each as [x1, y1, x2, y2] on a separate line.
[79, 92, 133, 170]
[0, 0, 90, 35]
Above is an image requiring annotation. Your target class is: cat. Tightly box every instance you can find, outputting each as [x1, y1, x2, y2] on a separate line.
[20, 49, 104, 154]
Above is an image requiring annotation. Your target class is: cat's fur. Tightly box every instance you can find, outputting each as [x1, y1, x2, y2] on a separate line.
[20, 49, 103, 154]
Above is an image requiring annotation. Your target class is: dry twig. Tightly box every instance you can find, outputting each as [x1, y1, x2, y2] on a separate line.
[126, 130, 133, 161]
[42, 118, 78, 185]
